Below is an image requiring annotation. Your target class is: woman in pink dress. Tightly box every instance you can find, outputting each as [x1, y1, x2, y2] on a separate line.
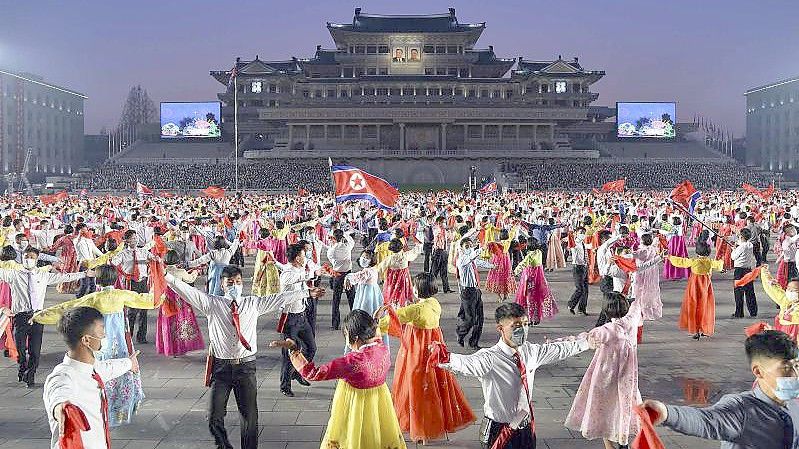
[0, 246, 18, 361]
[661, 216, 689, 280]
[545, 222, 567, 271]
[565, 297, 642, 449]
[485, 227, 518, 301]
[514, 237, 559, 325]
[378, 239, 422, 307]
[155, 250, 205, 357]
[633, 234, 662, 321]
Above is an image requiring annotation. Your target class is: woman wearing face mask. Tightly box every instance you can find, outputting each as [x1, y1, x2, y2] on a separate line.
[193, 235, 240, 296]
[761, 265, 799, 341]
[514, 237, 558, 325]
[486, 226, 520, 302]
[49, 224, 80, 294]
[270, 310, 406, 449]
[247, 228, 280, 296]
[374, 273, 476, 444]
[566, 296, 643, 449]
[33, 264, 159, 426]
[155, 250, 205, 357]
[661, 215, 689, 280]
[376, 238, 423, 308]
[343, 250, 388, 351]
[0, 245, 20, 362]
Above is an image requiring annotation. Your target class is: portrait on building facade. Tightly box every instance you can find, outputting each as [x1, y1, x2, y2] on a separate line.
[409, 47, 420, 62]
[392, 47, 405, 62]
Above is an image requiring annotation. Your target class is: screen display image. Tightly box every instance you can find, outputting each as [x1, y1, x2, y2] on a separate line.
[160, 102, 221, 139]
[616, 102, 676, 138]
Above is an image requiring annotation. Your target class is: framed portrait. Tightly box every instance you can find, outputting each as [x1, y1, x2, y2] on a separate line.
[392, 47, 405, 63]
[408, 47, 421, 62]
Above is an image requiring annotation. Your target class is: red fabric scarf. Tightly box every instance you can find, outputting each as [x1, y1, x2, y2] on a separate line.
[632, 405, 666, 449]
[59, 403, 91, 449]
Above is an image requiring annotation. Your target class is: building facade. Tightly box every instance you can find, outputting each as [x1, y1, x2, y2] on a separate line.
[210, 9, 605, 158]
[0, 69, 86, 175]
[745, 76, 799, 171]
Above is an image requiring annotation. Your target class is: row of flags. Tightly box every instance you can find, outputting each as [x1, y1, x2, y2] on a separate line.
[692, 114, 734, 155]
[135, 181, 226, 199]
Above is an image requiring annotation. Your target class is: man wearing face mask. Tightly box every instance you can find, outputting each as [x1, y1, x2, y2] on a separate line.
[166, 223, 200, 270]
[325, 229, 357, 331]
[644, 330, 799, 449]
[43, 307, 140, 449]
[567, 226, 590, 315]
[164, 264, 324, 449]
[439, 302, 595, 448]
[111, 230, 156, 344]
[0, 247, 91, 388]
[12, 233, 59, 265]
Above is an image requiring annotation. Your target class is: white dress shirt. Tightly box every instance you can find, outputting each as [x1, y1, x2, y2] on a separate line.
[278, 264, 315, 314]
[731, 241, 756, 269]
[30, 228, 61, 250]
[442, 337, 589, 426]
[74, 235, 103, 263]
[43, 354, 132, 449]
[597, 235, 621, 277]
[325, 232, 355, 273]
[457, 247, 494, 288]
[165, 273, 306, 359]
[571, 240, 587, 266]
[783, 235, 799, 263]
[0, 268, 85, 314]
[110, 247, 153, 281]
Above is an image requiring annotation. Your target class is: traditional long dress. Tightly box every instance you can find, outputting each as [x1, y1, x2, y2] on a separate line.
[345, 267, 389, 349]
[514, 249, 559, 324]
[565, 302, 643, 446]
[379, 297, 476, 442]
[34, 287, 158, 426]
[155, 267, 205, 357]
[715, 224, 734, 271]
[249, 239, 280, 296]
[50, 234, 80, 294]
[0, 260, 18, 360]
[632, 246, 662, 320]
[294, 341, 407, 449]
[485, 239, 517, 296]
[688, 221, 702, 247]
[668, 256, 724, 336]
[377, 245, 422, 307]
[662, 226, 689, 280]
[545, 228, 567, 270]
[193, 240, 240, 295]
[762, 268, 799, 340]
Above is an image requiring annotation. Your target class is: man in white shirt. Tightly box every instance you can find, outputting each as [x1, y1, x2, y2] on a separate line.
[30, 219, 62, 251]
[567, 226, 590, 315]
[110, 230, 155, 344]
[782, 224, 799, 281]
[440, 302, 594, 448]
[43, 306, 139, 449]
[732, 227, 758, 318]
[595, 229, 621, 327]
[325, 229, 356, 330]
[165, 264, 323, 449]
[456, 237, 494, 349]
[74, 223, 104, 298]
[3, 247, 89, 388]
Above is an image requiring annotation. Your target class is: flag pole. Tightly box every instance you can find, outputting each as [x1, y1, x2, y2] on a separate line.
[234, 73, 239, 193]
[668, 199, 732, 245]
[328, 157, 338, 218]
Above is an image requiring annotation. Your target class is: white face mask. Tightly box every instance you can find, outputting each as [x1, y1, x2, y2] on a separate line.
[787, 291, 799, 303]
[226, 284, 243, 300]
[775, 377, 799, 401]
[358, 256, 370, 268]
[22, 259, 36, 269]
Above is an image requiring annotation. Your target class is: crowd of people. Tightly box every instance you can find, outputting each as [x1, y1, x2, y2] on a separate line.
[79, 159, 330, 192]
[1, 186, 798, 449]
[504, 160, 771, 190]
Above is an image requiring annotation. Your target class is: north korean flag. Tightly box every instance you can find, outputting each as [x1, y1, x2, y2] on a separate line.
[331, 164, 399, 210]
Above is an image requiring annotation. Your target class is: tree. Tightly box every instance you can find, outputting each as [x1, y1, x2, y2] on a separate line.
[119, 85, 157, 128]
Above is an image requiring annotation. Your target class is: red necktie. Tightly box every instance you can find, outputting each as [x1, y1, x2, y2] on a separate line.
[131, 250, 140, 281]
[90, 371, 111, 449]
[230, 300, 252, 351]
[472, 261, 480, 284]
[512, 352, 536, 434]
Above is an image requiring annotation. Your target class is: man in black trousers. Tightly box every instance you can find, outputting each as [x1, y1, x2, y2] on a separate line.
[567, 226, 590, 315]
[732, 227, 758, 318]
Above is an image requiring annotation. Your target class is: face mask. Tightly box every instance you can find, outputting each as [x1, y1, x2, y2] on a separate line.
[775, 377, 799, 401]
[22, 259, 36, 269]
[358, 257, 370, 268]
[510, 325, 529, 347]
[226, 284, 243, 300]
[575, 233, 585, 242]
[788, 291, 799, 302]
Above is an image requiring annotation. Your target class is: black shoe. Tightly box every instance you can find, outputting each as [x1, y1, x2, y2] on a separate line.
[457, 337, 465, 347]
[281, 388, 294, 397]
[569, 307, 575, 315]
[137, 339, 148, 344]
[26, 381, 35, 389]
[18, 373, 23, 382]
[749, 314, 758, 318]
[331, 326, 340, 331]
[296, 377, 311, 387]
[580, 311, 589, 316]
[730, 314, 743, 319]
[468, 344, 482, 350]
[692, 333, 701, 340]
[444, 290, 455, 293]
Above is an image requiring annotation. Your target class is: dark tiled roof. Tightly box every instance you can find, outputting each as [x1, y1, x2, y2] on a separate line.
[328, 10, 484, 33]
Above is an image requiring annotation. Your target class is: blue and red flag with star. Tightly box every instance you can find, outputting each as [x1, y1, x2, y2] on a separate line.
[330, 163, 399, 210]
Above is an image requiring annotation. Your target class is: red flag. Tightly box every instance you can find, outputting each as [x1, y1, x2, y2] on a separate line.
[743, 183, 774, 200]
[59, 403, 91, 449]
[761, 184, 775, 199]
[136, 182, 152, 196]
[202, 186, 225, 199]
[613, 255, 638, 273]
[331, 164, 399, 210]
[601, 179, 626, 193]
[745, 321, 770, 337]
[670, 180, 701, 212]
[297, 188, 309, 197]
[158, 191, 175, 198]
[591, 188, 601, 195]
[40, 190, 68, 205]
[633, 405, 666, 449]
[734, 266, 762, 287]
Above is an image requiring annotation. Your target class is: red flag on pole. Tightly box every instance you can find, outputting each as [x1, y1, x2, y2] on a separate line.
[601, 179, 626, 193]
[202, 186, 226, 199]
[135, 182, 152, 196]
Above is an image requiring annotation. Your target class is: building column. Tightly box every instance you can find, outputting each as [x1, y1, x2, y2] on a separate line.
[550, 124, 555, 141]
[532, 125, 537, 148]
[323, 124, 328, 145]
[399, 123, 406, 151]
[305, 124, 310, 150]
[516, 124, 520, 146]
[287, 125, 293, 149]
[481, 124, 486, 141]
[441, 123, 447, 151]
[498, 124, 503, 142]
[358, 124, 363, 143]
[376, 124, 381, 146]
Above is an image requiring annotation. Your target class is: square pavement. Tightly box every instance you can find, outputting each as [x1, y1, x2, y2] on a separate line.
[0, 253, 760, 448]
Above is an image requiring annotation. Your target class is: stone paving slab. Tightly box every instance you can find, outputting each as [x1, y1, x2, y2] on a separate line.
[0, 252, 761, 448]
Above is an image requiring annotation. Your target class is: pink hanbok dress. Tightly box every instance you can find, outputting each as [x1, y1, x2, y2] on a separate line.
[514, 249, 558, 323]
[662, 226, 689, 280]
[565, 302, 643, 446]
[633, 246, 662, 320]
[155, 267, 205, 357]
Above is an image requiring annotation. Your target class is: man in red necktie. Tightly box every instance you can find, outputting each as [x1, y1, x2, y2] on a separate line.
[43, 306, 140, 449]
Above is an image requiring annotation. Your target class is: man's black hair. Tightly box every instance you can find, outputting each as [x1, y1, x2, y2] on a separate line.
[58, 306, 103, 350]
[745, 330, 798, 363]
[495, 302, 526, 323]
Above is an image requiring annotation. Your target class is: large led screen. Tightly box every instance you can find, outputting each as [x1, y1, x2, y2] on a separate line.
[616, 102, 676, 138]
[160, 102, 221, 139]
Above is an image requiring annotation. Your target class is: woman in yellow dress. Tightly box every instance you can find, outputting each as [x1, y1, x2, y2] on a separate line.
[667, 237, 724, 340]
[272, 309, 406, 449]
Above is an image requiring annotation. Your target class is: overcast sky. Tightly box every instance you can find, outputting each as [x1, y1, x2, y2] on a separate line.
[2, 0, 797, 135]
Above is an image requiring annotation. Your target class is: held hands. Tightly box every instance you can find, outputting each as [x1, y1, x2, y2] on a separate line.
[641, 399, 668, 425]
[269, 338, 299, 352]
[85, 269, 96, 278]
[308, 287, 325, 299]
[54, 401, 70, 437]
[129, 350, 140, 373]
[373, 305, 391, 320]
[343, 278, 353, 291]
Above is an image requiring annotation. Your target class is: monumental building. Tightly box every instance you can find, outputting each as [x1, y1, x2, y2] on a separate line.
[745, 75, 799, 171]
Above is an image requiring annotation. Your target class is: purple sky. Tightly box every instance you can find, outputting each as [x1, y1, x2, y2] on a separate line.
[2, 1, 796, 135]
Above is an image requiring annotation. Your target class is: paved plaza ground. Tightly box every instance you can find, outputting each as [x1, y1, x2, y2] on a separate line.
[0, 253, 762, 449]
